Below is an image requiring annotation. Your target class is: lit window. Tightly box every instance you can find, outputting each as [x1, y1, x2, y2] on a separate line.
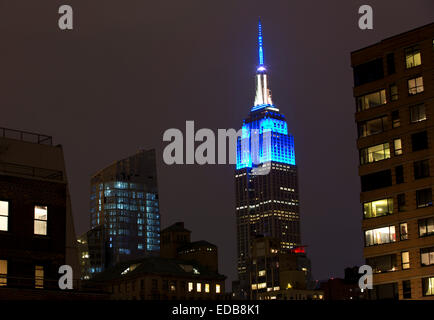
[196, 283, 202, 292]
[410, 104, 426, 123]
[0, 201, 8, 232]
[216, 284, 221, 293]
[205, 283, 210, 293]
[394, 139, 403, 156]
[365, 226, 396, 246]
[363, 198, 393, 219]
[422, 277, 434, 296]
[357, 89, 387, 111]
[400, 223, 408, 240]
[258, 270, 266, 277]
[0, 260, 7, 287]
[408, 76, 424, 95]
[360, 143, 390, 164]
[405, 46, 421, 69]
[418, 217, 434, 237]
[257, 282, 267, 289]
[188, 282, 193, 292]
[34, 206, 47, 235]
[421, 247, 434, 266]
[35, 266, 44, 289]
[401, 252, 410, 269]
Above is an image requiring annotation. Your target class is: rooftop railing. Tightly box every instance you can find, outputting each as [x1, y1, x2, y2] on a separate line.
[0, 161, 63, 181]
[0, 127, 52, 145]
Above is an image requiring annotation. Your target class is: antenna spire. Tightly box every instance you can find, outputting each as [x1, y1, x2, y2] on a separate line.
[258, 18, 264, 68]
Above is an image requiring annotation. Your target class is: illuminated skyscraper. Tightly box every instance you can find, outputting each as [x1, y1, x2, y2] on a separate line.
[83, 149, 160, 277]
[235, 20, 301, 297]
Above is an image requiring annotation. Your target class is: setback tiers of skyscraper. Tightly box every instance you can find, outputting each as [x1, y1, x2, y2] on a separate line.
[235, 20, 301, 297]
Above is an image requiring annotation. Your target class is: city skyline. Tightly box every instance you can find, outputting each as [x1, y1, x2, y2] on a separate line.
[1, 1, 434, 287]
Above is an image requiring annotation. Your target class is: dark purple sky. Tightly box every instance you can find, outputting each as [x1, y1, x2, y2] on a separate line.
[1, 1, 433, 285]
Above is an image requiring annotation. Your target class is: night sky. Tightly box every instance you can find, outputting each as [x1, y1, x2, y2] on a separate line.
[1, 1, 433, 286]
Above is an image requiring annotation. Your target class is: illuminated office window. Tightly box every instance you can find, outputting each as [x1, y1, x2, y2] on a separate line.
[357, 89, 387, 111]
[0, 201, 8, 232]
[360, 143, 390, 164]
[216, 284, 221, 293]
[197, 283, 202, 292]
[408, 76, 424, 95]
[0, 260, 7, 286]
[422, 277, 434, 296]
[363, 198, 393, 219]
[418, 217, 434, 236]
[394, 139, 403, 156]
[188, 282, 193, 292]
[401, 252, 410, 270]
[205, 283, 210, 293]
[421, 247, 434, 266]
[35, 266, 44, 289]
[34, 206, 48, 235]
[365, 226, 396, 246]
[400, 223, 408, 240]
[405, 46, 421, 69]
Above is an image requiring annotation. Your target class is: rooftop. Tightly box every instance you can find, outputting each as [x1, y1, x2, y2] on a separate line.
[0, 127, 52, 146]
[89, 256, 226, 282]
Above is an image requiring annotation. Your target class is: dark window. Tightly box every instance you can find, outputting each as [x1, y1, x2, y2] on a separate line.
[410, 104, 426, 123]
[422, 277, 434, 296]
[421, 247, 434, 266]
[387, 53, 395, 75]
[353, 58, 384, 86]
[358, 116, 388, 138]
[397, 194, 406, 212]
[389, 84, 398, 101]
[402, 280, 411, 299]
[366, 254, 397, 273]
[163, 280, 168, 291]
[361, 170, 392, 192]
[419, 217, 434, 237]
[414, 160, 430, 180]
[411, 131, 428, 151]
[392, 110, 400, 128]
[369, 283, 398, 300]
[395, 165, 404, 184]
[416, 189, 432, 208]
[152, 279, 158, 290]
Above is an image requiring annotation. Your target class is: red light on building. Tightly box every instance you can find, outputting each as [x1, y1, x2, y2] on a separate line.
[292, 246, 306, 254]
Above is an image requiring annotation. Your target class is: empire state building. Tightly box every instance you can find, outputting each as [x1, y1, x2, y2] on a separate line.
[235, 20, 301, 295]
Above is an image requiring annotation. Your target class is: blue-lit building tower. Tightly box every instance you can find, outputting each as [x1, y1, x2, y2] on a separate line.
[235, 20, 301, 296]
[83, 149, 160, 277]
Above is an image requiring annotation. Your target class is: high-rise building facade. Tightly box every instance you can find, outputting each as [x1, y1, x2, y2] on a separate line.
[84, 149, 160, 277]
[0, 127, 79, 295]
[351, 23, 434, 300]
[235, 20, 301, 297]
